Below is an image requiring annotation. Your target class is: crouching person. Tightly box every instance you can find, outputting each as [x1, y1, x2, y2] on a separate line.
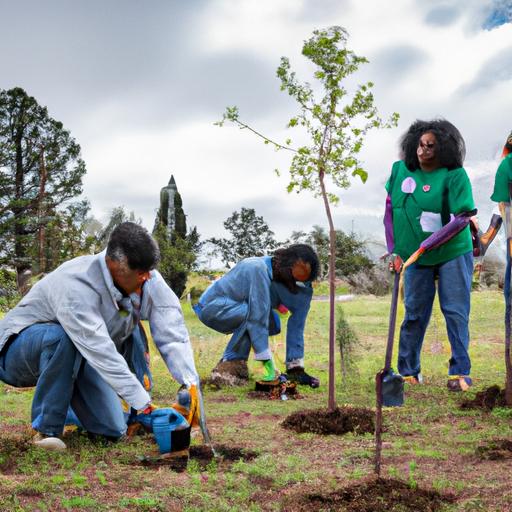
[0, 222, 200, 450]
[194, 244, 320, 388]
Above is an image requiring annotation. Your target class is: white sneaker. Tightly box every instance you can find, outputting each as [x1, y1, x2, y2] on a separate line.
[33, 433, 67, 451]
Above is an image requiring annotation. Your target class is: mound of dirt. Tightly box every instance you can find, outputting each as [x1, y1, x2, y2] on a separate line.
[281, 406, 374, 435]
[0, 432, 31, 473]
[203, 360, 249, 389]
[460, 385, 507, 411]
[476, 439, 512, 460]
[281, 477, 455, 512]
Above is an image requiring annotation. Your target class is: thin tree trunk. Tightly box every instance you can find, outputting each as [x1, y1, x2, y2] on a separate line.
[14, 125, 29, 284]
[319, 169, 337, 412]
[375, 371, 383, 476]
[38, 147, 47, 274]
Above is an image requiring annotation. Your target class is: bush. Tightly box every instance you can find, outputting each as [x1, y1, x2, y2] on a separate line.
[474, 256, 504, 290]
[346, 260, 390, 296]
[337, 306, 359, 379]
[0, 268, 21, 312]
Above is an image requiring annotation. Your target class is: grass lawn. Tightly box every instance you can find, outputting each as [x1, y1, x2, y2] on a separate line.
[1, 290, 512, 511]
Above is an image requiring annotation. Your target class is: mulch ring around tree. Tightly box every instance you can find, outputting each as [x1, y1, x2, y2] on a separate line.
[476, 439, 512, 460]
[136, 444, 258, 472]
[281, 477, 456, 512]
[459, 385, 508, 411]
[281, 406, 374, 435]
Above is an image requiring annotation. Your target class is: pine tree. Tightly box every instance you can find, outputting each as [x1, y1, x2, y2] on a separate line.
[153, 175, 200, 297]
[0, 87, 86, 280]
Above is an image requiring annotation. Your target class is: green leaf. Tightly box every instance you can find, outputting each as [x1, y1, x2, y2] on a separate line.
[352, 168, 368, 183]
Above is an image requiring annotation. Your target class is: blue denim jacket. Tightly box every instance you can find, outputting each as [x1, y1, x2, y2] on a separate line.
[196, 256, 312, 363]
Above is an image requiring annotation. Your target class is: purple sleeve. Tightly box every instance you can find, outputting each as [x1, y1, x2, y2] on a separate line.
[419, 213, 471, 252]
[384, 194, 394, 253]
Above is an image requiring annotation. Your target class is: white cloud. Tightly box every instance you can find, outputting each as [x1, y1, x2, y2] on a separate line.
[2, 0, 512, 254]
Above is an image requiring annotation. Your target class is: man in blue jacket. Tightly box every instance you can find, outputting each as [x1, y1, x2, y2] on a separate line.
[194, 244, 320, 388]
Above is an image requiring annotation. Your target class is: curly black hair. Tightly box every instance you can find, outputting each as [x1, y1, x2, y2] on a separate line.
[271, 244, 319, 293]
[399, 119, 466, 171]
[107, 222, 160, 271]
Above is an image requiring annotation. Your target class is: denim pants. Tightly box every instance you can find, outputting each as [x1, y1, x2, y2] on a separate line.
[201, 281, 312, 365]
[397, 252, 473, 378]
[0, 323, 136, 438]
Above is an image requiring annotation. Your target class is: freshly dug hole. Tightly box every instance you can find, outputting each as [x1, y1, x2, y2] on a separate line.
[281, 406, 374, 435]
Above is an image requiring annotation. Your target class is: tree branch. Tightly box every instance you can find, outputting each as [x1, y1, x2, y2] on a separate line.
[231, 118, 297, 153]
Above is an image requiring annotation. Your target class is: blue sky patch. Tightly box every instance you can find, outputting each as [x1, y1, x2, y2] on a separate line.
[483, 1, 512, 30]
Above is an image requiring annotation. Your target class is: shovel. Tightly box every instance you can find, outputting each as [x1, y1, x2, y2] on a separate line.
[376, 260, 404, 408]
[374, 263, 403, 476]
[196, 384, 218, 457]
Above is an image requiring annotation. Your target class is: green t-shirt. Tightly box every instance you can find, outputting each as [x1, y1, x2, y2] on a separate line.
[385, 161, 474, 265]
[490, 154, 512, 202]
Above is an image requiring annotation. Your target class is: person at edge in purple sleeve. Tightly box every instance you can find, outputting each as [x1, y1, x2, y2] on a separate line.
[384, 119, 476, 392]
[0, 222, 200, 450]
[193, 244, 320, 388]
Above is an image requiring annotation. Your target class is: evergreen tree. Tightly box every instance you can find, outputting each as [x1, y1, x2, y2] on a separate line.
[97, 206, 140, 250]
[153, 176, 200, 297]
[0, 87, 86, 279]
[209, 207, 278, 268]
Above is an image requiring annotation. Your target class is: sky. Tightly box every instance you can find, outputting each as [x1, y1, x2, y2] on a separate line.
[2, 0, 512, 261]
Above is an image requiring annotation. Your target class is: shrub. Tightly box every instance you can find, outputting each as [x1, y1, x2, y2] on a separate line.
[0, 268, 21, 312]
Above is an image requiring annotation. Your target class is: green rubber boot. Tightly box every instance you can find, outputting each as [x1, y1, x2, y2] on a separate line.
[261, 359, 277, 381]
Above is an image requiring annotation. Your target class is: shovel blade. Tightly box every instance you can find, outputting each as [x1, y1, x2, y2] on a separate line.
[382, 370, 404, 407]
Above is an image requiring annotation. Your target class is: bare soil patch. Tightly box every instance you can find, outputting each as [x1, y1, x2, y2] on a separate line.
[281, 477, 455, 511]
[460, 385, 507, 410]
[476, 439, 512, 460]
[281, 406, 374, 435]
[133, 443, 258, 472]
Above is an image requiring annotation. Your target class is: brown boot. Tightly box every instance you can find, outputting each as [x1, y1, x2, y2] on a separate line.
[208, 359, 249, 388]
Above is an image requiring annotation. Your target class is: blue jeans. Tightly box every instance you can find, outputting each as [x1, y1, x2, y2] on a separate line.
[397, 252, 473, 378]
[0, 323, 134, 438]
[194, 281, 313, 365]
[217, 281, 312, 364]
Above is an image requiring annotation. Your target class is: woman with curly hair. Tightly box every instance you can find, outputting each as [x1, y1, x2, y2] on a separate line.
[385, 119, 475, 392]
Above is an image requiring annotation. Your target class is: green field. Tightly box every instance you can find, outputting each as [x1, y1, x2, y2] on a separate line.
[0, 290, 511, 511]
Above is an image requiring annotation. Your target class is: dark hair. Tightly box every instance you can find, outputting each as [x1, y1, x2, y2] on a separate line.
[273, 244, 319, 281]
[106, 222, 160, 271]
[399, 119, 466, 171]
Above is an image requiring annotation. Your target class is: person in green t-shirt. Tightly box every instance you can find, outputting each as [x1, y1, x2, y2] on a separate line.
[490, 131, 512, 203]
[490, 132, 512, 367]
[385, 119, 475, 392]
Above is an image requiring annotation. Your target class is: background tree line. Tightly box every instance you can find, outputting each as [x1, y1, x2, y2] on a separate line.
[0, 87, 201, 306]
[0, 86, 384, 311]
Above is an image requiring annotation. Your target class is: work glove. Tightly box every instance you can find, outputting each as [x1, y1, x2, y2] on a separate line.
[388, 254, 403, 274]
[171, 384, 201, 428]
